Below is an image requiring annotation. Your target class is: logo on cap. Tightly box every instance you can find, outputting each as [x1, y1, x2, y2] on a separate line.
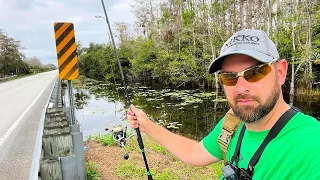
[222, 34, 260, 52]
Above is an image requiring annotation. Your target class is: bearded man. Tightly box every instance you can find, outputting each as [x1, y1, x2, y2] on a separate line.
[127, 29, 320, 179]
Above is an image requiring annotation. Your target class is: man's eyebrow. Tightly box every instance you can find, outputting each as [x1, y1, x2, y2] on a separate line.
[221, 62, 261, 73]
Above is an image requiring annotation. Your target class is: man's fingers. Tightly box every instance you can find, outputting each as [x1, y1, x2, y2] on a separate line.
[127, 114, 137, 120]
[128, 105, 139, 116]
[127, 104, 144, 130]
[128, 118, 137, 123]
[130, 104, 136, 111]
[127, 110, 134, 116]
[128, 118, 138, 127]
[129, 119, 139, 129]
[130, 124, 139, 129]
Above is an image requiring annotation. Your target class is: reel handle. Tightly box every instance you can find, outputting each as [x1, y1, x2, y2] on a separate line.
[123, 154, 129, 160]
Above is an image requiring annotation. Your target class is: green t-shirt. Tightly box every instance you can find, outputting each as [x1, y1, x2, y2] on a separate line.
[203, 111, 320, 179]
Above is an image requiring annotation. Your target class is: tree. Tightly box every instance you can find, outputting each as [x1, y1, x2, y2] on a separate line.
[0, 29, 29, 76]
[77, 0, 320, 95]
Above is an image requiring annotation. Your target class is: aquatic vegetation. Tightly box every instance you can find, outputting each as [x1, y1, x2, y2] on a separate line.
[74, 79, 229, 140]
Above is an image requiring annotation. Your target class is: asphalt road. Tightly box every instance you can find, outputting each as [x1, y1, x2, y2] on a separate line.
[0, 70, 57, 180]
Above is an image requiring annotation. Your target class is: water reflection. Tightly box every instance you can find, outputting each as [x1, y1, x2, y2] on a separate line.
[74, 88, 90, 109]
[292, 95, 320, 120]
[72, 79, 320, 140]
[72, 80, 229, 140]
[71, 83, 127, 139]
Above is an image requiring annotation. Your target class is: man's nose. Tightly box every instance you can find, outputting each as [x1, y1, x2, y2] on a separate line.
[235, 76, 250, 93]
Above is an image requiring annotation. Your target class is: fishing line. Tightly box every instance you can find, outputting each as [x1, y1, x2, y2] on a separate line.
[99, 1, 153, 179]
[106, 31, 121, 119]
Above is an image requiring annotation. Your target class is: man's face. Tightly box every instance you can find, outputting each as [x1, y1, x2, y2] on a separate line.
[221, 55, 281, 123]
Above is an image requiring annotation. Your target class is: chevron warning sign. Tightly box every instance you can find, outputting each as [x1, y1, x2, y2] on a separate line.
[54, 22, 79, 80]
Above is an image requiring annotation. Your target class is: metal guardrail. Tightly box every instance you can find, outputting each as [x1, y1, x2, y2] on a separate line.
[29, 79, 86, 180]
[29, 79, 57, 180]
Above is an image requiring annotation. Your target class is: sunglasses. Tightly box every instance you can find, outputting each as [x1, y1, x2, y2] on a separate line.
[218, 59, 279, 86]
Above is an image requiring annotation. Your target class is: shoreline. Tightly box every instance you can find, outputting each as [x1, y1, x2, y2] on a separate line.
[84, 134, 223, 180]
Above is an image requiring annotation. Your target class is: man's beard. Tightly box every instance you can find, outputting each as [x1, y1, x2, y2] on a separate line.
[229, 84, 280, 123]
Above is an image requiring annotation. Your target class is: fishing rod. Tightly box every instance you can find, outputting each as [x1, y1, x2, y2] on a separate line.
[99, 0, 153, 179]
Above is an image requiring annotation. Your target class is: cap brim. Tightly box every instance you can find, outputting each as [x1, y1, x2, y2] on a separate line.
[207, 50, 274, 74]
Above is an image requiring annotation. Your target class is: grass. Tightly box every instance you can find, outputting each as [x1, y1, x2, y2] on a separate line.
[0, 73, 34, 83]
[86, 160, 100, 180]
[117, 160, 179, 180]
[116, 160, 148, 179]
[211, 161, 224, 177]
[72, 79, 79, 85]
[153, 169, 179, 180]
[87, 133, 117, 146]
[115, 158, 223, 180]
[85, 133, 224, 179]
[144, 137, 169, 155]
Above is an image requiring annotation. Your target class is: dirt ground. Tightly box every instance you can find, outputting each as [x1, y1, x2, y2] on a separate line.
[84, 137, 222, 180]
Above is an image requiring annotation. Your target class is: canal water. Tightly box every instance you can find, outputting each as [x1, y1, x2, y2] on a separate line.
[71, 79, 320, 140]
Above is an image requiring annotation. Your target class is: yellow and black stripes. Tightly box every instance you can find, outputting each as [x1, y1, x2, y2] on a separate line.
[54, 22, 79, 80]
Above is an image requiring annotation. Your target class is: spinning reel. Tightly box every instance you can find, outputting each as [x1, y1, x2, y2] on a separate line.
[106, 125, 135, 160]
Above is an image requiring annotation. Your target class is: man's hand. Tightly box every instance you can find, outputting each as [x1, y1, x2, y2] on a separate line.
[127, 104, 150, 133]
[127, 104, 220, 166]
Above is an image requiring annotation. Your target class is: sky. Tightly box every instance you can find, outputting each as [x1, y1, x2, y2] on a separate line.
[0, 0, 136, 66]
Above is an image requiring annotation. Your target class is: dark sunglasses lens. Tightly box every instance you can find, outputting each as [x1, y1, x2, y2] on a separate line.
[219, 73, 238, 86]
[244, 64, 272, 83]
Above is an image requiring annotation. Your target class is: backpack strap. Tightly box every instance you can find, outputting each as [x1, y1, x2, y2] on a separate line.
[218, 109, 242, 164]
[247, 107, 298, 171]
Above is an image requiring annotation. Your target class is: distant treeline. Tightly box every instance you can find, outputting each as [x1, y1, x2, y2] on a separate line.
[0, 29, 56, 78]
[78, 0, 320, 92]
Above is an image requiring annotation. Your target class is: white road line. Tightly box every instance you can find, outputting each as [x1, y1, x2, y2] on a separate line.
[0, 80, 52, 147]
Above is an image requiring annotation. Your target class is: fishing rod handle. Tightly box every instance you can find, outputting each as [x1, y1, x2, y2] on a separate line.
[148, 174, 153, 180]
[135, 127, 144, 149]
[135, 127, 152, 178]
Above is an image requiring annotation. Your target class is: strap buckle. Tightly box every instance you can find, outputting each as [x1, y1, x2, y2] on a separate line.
[218, 128, 233, 150]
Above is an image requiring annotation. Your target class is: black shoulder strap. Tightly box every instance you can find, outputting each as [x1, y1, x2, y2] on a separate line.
[248, 107, 298, 169]
[231, 124, 245, 164]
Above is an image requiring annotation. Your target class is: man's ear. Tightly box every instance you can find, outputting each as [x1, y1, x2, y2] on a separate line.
[277, 59, 288, 85]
